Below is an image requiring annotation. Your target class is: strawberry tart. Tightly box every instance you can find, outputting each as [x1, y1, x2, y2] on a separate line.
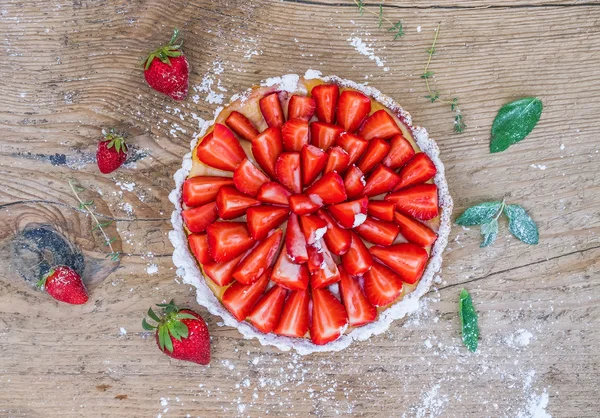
[169, 71, 452, 354]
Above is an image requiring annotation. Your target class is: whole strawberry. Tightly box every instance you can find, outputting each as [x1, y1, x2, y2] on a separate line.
[97, 129, 128, 174]
[143, 300, 210, 365]
[144, 29, 189, 101]
[37, 266, 89, 305]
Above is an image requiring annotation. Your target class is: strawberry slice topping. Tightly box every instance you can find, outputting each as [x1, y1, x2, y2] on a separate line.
[257, 182, 292, 206]
[188, 234, 213, 264]
[282, 118, 310, 152]
[248, 285, 288, 333]
[221, 269, 270, 321]
[311, 84, 339, 124]
[301, 144, 328, 186]
[363, 261, 404, 306]
[394, 211, 438, 247]
[343, 165, 366, 199]
[310, 288, 348, 345]
[341, 232, 373, 276]
[272, 249, 310, 291]
[304, 172, 347, 204]
[394, 153, 437, 190]
[203, 251, 247, 287]
[383, 134, 415, 170]
[288, 95, 316, 121]
[354, 216, 400, 246]
[300, 214, 328, 245]
[359, 109, 402, 140]
[246, 206, 289, 240]
[260, 92, 285, 128]
[358, 137, 391, 174]
[338, 267, 377, 326]
[324, 146, 350, 174]
[273, 288, 310, 337]
[336, 132, 369, 166]
[234, 159, 269, 197]
[183, 176, 234, 208]
[370, 243, 428, 284]
[216, 186, 260, 220]
[336, 90, 371, 133]
[306, 245, 324, 274]
[310, 121, 344, 152]
[367, 200, 396, 222]
[327, 196, 369, 229]
[289, 194, 322, 215]
[226, 111, 259, 142]
[363, 164, 401, 197]
[182, 201, 218, 233]
[385, 183, 439, 220]
[285, 214, 309, 263]
[252, 127, 283, 179]
[233, 229, 283, 285]
[316, 209, 352, 256]
[207, 221, 255, 262]
[197, 124, 246, 171]
[275, 152, 302, 194]
[309, 239, 341, 289]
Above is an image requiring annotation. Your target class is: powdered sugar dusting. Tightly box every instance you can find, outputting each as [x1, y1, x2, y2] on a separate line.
[347, 37, 389, 71]
[352, 213, 367, 228]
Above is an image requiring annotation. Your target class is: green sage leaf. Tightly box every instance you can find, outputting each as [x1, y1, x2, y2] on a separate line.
[490, 97, 543, 153]
[480, 218, 498, 248]
[459, 289, 479, 352]
[455, 201, 502, 226]
[503, 204, 539, 244]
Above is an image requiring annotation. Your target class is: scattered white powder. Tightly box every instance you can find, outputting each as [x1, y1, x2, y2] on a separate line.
[516, 391, 552, 418]
[115, 181, 135, 192]
[406, 384, 449, 418]
[120, 202, 134, 216]
[347, 36, 389, 71]
[261, 74, 300, 93]
[194, 60, 227, 105]
[530, 164, 547, 170]
[314, 227, 327, 242]
[507, 329, 534, 348]
[417, 25, 422, 32]
[119, 327, 127, 336]
[352, 213, 367, 228]
[304, 69, 323, 80]
[147, 264, 158, 275]
[559, 143, 565, 150]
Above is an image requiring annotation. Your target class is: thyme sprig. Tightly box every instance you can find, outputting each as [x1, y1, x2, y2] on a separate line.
[353, 1, 404, 40]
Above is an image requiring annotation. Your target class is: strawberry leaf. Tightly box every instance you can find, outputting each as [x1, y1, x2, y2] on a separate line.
[490, 97, 543, 153]
[142, 318, 156, 331]
[459, 289, 479, 352]
[175, 313, 197, 321]
[158, 326, 167, 351]
[162, 327, 174, 352]
[503, 204, 539, 245]
[455, 201, 502, 226]
[147, 307, 160, 322]
[171, 321, 188, 340]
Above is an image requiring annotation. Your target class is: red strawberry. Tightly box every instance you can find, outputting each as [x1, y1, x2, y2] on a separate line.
[203, 252, 246, 286]
[282, 118, 310, 152]
[367, 200, 395, 222]
[310, 288, 348, 345]
[310, 121, 344, 151]
[363, 164, 401, 197]
[257, 182, 292, 206]
[336, 132, 369, 166]
[341, 232, 373, 276]
[216, 186, 260, 220]
[221, 270, 270, 321]
[143, 29, 189, 101]
[299, 214, 328, 245]
[275, 152, 302, 194]
[246, 206, 289, 240]
[273, 288, 310, 337]
[354, 216, 400, 246]
[248, 285, 288, 333]
[344, 165, 366, 199]
[182, 201, 218, 233]
[309, 239, 341, 289]
[311, 83, 339, 124]
[197, 124, 246, 171]
[285, 213, 309, 263]
[206, 221, 255, 262]
[252, 127, 283, 179]
[363, 262, 404, 306]
[289, 194, 322, 215]
[96, 130, 128, 174]
[188, 234, 213, 264]
[327, 196, 368, 229]
[357, 137, 390, 174]
[336, 90, 371, 133]
[324, 146, 350, 174]
[394, 211, 438, 247]
[288, 95, 316, 120]
[225, 111, 259, 142]
[370, 243, 428, 284]
[338, 267, 377, 326]
[301, 144, 328, 186]
[143, 301, 209, 365]
[358, 109, 402, 140]
[260, 92, 285, 128]
[306, 245, 324, 273]
[316, 209, 351, 256]
[234, 159, 269, 197]
[233, 229, 283, 285]
[183, 176, 234, 208]
[37, 266, 88, 305]
[383, 134, 415, 170]
[394, 153, 437, 190]
[304, 172, 347, 204]
[385, 184, 439, 220]
[271, 249, 310, 291]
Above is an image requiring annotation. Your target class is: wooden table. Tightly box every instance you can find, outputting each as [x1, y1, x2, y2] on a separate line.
[1, 1, 599, 416]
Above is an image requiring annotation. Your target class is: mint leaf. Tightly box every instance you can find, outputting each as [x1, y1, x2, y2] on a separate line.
[459, 289, 479, 352]
[480, 218, 498, 248]
[490, 97, 543, 153]
[504, 204, 539, 244]
[455, 201, 502, 226]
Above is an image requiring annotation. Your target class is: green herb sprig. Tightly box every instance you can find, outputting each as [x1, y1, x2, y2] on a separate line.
[353, 1, 404, 40]
[459, 289, 479, 352]
[490, 97, 543, 153]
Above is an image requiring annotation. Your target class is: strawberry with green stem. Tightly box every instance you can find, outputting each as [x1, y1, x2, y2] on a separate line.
[37, 265, 89, 305]
[96, 129, 128, 174]
[144, 29, 189, 101]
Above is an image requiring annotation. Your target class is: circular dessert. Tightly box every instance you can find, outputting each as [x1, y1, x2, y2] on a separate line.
[169, 71, 452, 355]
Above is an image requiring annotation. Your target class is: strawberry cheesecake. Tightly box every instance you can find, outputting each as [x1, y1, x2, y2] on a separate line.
[170, 71, 452, 354]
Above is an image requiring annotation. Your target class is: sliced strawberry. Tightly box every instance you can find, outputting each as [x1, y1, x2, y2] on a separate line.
[273, 288, 310, 337]
[358, 109, 402, 140]
[260, 92, 285, 128]
[306, 245, 324, 273]
[394, 211, 438, 247]
[289, 194, 322, 215]
[309, 239, 341, 289]
[188, 234, 213, 264]
[336, 132, 369, 166]
[324, 146, 350, 174]
[327, 196, 368, 229]
[288, 95, 316, 121]
[394, 153, 437, 190]
[225, 111, 259, 142]
[203, 251, 247, 287]
[257, 182, 292, 206]
[216, 186, 260, 220]
[233, 229, 282, 285]
[341, 232, 374, 276]
[285, 213, 308, 263]
[221, 269, 270, 321]
[182, 176, 234, 208]
[385, 184, 439, 220]
[207, 221, 255, 262]
[197, 124, 246, 171]
[182, 201, 218, 233]
[304, 172, 347, 204]
[338, 266, 377, 326]
[311, 83, 339, 124]
[282, 118, 310, 152]
[310, 121, 344, 151]
[357, 137, 390, 174]
[367, 200, 395, 222]
[354, 216, 400, 246]
[310, 288, 348, 345]
[363, 261, 404, 306]
[248, 285, 288, 333]
[233, 159, 269, 197]
[343, 165, 366, 200]
[316, 209, 351, 256]
[336, 90, 371, 133]
[383, 134, 415, 170]
[300, 144, 328, 186]
[370, 243, 428, 284]
[275, 152, 302, 194]
[246, 205, 289, 241]
[252, 127, 283, 179]
[363, 164, 401, 197]
[272, 249, 310, 291]
[299, 214, 328, 245]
